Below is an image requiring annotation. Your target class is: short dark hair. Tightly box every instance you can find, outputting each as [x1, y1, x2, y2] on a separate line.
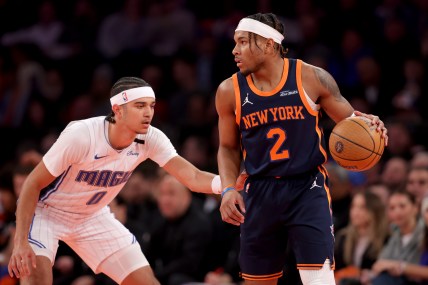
[106, 77, 150, 123]
[246, 13, 287, 58]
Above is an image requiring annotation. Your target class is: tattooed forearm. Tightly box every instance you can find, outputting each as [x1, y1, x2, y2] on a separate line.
[313, 67, 346, 102]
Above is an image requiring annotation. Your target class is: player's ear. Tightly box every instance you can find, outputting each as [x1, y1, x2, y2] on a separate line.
[112, 104, 122, 118]
[265, 38, 275, 53]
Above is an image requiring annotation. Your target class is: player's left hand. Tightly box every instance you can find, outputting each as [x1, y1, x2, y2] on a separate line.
[8, 241, 37, 278]
[354, 111, 388, 146]
[220, 189, 245, 226]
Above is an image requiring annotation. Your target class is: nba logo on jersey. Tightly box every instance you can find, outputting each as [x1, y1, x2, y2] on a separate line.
[122, 92, 128, 102]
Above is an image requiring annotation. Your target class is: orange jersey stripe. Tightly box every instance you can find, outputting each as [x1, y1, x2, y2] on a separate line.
[241, 271, 283, 280]
[296, 59, 318, 116]
[318, 165, 332, 207]
[246, 59, 289, 96]
[296, 60, 328, 164]
[232, 74, 241, 125]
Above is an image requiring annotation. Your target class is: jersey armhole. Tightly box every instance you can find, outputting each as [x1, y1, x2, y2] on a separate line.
[296, 59, 318, 117]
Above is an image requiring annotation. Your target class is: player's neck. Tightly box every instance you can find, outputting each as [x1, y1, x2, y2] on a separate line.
[250, 58, 284, 91]
[107, 122, 135, 150]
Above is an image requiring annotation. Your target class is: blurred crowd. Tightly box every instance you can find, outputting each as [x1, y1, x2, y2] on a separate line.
[1, 0, 428, 284]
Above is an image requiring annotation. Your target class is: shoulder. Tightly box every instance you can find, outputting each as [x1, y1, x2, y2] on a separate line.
[300, 60, 341, 99]
[62, 120, 90, 138]
[216, 76, 234, 95]
[300, 60, 326, 84]
[215, 76, 235, 110]
[66, 117, 103, 131]
[60, 118, 100, 146]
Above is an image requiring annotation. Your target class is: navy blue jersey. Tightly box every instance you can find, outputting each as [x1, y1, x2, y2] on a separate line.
[233, 58, 327, 176]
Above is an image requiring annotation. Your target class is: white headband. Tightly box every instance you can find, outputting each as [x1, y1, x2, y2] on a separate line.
[235, 18, 284, 44]
[110, 86, 155, 106]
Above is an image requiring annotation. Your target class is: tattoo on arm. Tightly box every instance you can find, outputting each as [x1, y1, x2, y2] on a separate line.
[314, 67, 346, 102]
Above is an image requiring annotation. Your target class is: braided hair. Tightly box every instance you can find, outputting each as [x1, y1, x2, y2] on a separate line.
[106, 77, 150, 123]
[246, 13, 288, 58]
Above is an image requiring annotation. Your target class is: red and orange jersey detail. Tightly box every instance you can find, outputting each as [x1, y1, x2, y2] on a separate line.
[246, 59, 289, 97]
[241, 271, 283, 281]
[232, 74, 241, 125]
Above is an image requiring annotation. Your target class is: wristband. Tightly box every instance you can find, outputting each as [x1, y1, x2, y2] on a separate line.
[221, 186, 236, 198]
[211, 175, 222, 194]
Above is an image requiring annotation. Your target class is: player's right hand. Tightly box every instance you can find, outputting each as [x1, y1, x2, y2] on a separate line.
[220, 190, 245, 226]
[8, 242, 37, 278]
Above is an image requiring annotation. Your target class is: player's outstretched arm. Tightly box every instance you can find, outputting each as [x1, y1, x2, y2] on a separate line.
[8, 161, 56, 278]
[162, 155, 218, 194]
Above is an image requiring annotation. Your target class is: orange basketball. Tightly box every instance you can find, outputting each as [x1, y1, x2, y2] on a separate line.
[329, 116, 385, 172]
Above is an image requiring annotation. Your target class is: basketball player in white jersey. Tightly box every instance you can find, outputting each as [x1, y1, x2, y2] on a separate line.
[8, 77, 226, 285]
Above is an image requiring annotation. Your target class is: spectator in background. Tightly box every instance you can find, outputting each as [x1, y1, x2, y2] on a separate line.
[144, 0, 196, 57]
[118, 164, 161, 249]
[411, 151, 428, 168]
[96, 0, 147, 59]
[354, 56, 386, 115]
[326, 162, 353, 233]
[380, 157, 409, 192]
[334, 191, 389, 285]
[371, 196, 428, 284]
[392, 58, 425, 123]
[370, 190, 424, 285]
[367, 183, 391, 207]
[145, 174, 212, 285]
[384, 121, 416, 161]
[406, 166, 428, 206]
[0, 167, 16, 254]
[1, 1, 76, 60]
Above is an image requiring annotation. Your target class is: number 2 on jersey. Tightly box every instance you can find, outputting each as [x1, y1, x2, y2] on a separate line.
[267, 128, 289, 161]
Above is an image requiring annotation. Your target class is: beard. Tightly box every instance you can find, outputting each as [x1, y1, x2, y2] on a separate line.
[240, 59, 263, 76]
[241, 68, 251, 76]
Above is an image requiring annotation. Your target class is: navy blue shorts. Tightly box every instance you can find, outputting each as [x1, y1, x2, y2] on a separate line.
[239, 167, 335, 281]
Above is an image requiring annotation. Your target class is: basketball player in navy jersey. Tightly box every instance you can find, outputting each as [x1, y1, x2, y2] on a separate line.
[215, 13, 389, 285]
[8, 77, 228, 285]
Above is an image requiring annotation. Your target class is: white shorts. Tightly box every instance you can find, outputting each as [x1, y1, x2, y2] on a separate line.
[29, 203, 149, 275]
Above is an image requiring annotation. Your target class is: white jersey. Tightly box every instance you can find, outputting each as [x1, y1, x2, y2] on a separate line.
[41, 116, 177, 214]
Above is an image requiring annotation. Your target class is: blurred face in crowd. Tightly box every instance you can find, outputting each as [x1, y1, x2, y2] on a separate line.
[120, 172, 153, 203]
[368, 184, 390, 206]
[381, 157, 408, 189]
[350, 193, 371, 229]
[157, 175, 191, 220]
[423, 200, 428, 226]
[406, 168, 428, 202]
[387, 193, 418, 230]
[13, 173, 29, 197]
